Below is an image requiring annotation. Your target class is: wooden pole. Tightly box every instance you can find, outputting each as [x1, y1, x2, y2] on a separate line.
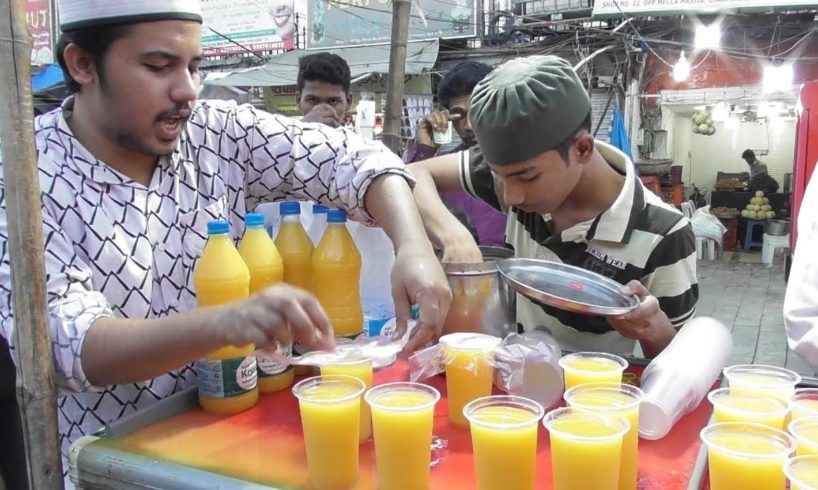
[0, 0, 63, 488]
[381, 0, 412, 155]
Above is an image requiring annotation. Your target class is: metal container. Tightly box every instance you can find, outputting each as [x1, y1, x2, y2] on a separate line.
[765, 219, 791, 236]
[441, 246, 516, 338]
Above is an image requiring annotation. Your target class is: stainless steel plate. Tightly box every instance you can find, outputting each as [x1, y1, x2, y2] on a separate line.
[497, 258, 640, 316]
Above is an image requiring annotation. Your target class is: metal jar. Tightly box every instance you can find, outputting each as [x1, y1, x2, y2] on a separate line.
[441, 246, 517, 338]
[765, 219, 791, 236]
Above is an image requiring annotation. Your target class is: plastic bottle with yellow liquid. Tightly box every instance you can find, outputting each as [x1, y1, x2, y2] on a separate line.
[193, 220, 259, 415]
[274, 202, 313, 290]
[311, 209, 363, 339]
[239, 212, 294, 393]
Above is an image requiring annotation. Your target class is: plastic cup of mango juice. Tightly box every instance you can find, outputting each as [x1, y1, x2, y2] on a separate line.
[790, 417, 818, 456]
[463, 395, 544, 490]
[439, 333, 502, 427]
[785, 455, 818, 490]
[707, 387, 790, 430]
[365, 382, 440, 490]
[558, 352, 627, 390]
[320, 356, 374, 443]
[793, 390, 818, 421]
[293, 375, 365, 489]
[723, 364, 800, 401]
[700, 422, 794, 490]
[564, 382, 645, 490]
[543, 407, 629, 490]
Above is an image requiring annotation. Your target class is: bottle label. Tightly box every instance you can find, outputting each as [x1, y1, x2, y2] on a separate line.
[196, 355, 258, 398]
[258, 345, 293, 377]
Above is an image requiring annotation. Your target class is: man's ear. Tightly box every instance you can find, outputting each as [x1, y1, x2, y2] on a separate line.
[574, 132, 595, 165]
[63, 43, 97, 89]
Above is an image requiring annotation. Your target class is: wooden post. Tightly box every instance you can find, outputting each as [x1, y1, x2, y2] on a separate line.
[381, 0, 412, 155]
[0, 0, 63, 488]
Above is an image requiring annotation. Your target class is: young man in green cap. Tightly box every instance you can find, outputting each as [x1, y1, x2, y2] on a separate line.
[411, 55, 698, 358]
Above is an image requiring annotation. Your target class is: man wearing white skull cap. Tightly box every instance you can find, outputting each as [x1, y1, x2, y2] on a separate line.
[0, 0, 452, 485]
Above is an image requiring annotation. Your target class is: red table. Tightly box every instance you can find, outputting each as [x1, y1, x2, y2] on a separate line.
[97, 360, 714, 489]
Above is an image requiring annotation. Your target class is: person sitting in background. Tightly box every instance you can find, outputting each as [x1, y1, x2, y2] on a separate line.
[406, 61, 507, 250]
[297, 52, 352, 128]
[785, 170, 818, 371]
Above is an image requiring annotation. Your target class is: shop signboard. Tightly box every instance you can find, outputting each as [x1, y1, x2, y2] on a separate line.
[306, 0, 477, 50]
[593, 0, 818, 17]
[26, 0, 53, 65]
[201, 0, 295, 57]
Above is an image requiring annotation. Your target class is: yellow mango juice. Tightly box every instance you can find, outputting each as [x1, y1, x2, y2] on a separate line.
[293, 375, 365, 489]
[439, 333, 501, 427]
[365, 383, 440, 490]
[558, 352, 627, 390]
[321, 358, 374, 443]
[564, 383, 644, 490]
[793, 390, 818, 421]
[723, 364, 800, 402]
[701, 422, 794, 490]
[785, 455, 818, 490]
[543, 408, 628, 490]
[707, 388, 789, 429]
[790, 418, 818, 456]
[464, 396, 544, 490]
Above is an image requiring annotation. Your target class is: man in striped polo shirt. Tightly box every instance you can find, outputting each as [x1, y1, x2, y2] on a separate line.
[410, 55, 698, 358]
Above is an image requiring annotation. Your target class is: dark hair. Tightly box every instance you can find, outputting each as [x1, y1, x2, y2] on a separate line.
[742, 149, 755, 160]
[437, 61, 492, 109]
[297, 52, 351, 93]
[553, 111, 593, 163]
[56, 25, 133, 94]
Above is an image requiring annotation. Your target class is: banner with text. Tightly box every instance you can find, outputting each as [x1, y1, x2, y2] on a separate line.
[593, 0, 818, 17]
[201, 0, 295, 57]
[307, 0, 477, 50]
[27, 0, 53, 65]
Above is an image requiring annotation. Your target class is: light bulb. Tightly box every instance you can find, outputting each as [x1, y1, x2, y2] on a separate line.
[762, 64, 794, 93]
[673, 52, 690, 82]
[695, 23, 721, 51]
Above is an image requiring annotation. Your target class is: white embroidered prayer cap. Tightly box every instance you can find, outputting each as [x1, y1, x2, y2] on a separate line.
[59, 0, 203, 31]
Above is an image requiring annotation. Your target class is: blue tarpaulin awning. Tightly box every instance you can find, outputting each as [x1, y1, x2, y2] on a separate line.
[32, 64, 64, 93]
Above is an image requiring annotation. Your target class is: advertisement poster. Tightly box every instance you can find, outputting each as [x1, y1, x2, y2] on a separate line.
[593, 0, 818, 16]
[201, 0, 295, 57]
[307, 0, 476, 50]
[26, 0, 53, 65]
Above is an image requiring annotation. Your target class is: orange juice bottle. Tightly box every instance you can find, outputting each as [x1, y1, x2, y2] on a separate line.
[312, 209, 363, 338]
[193, 220, 259, 415]
[239, 212, 293, 393]
[274, 202, 313, 290]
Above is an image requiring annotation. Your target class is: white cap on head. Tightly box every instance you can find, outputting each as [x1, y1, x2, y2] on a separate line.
[59, 0, 203, 32]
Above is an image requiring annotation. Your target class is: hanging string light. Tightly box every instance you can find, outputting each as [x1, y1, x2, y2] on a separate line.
[673, 51, 690, 82]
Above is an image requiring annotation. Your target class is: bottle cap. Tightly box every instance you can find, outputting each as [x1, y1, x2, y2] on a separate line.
[312, 204, 329, 214]
[327, 209, 347, 223]
[244, 212, 264, 227]
[280, 202, 301, 215]
[207, 220, 230, 235]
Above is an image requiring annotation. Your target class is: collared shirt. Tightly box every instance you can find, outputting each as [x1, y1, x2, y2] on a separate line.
[405, 141, 507, 247]
[750, 159, 769, 178]
[0, 98, 411, 480]
[785, 171, 818, 370]
[459, 140, 699, 355]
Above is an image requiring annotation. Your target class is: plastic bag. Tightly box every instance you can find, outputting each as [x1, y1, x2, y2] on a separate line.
[691, 205, 727, 245]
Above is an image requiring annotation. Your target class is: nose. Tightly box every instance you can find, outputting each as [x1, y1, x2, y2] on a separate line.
[503, 181, 525, 208]
[171, 69, 199, 105]
[463, 115, 472, 131]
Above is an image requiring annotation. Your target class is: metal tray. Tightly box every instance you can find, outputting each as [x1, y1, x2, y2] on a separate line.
[498, 258, 640, 316]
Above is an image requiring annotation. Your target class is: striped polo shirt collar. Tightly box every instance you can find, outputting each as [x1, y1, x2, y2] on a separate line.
[557, 141, 645, 245]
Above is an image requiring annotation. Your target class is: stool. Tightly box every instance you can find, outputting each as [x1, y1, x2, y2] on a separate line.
[696, 236, 718, 260]
[743, 219, 766, 251]
[762, 233, 790, 267]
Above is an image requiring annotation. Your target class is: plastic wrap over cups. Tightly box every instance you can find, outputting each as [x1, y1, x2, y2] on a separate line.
[409, 329, 565, 409]
[285, 335, 406, 369]
[638, 316, 733, 440]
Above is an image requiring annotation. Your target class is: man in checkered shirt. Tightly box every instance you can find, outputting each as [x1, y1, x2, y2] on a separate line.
[0, 1, 452, 483]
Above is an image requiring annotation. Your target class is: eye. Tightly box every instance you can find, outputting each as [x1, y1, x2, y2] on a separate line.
[145, 64, 170, 73]
[519, 174, 539, 183]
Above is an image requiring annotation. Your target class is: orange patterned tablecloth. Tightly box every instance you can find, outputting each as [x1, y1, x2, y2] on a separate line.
[99, 361, 712, 489]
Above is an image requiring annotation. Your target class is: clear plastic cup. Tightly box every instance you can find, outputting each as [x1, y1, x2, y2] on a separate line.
[700, 422, 794, 490]
[790, 417, 818, 456]
[558, 352, 627, 390]
[723, 364, 801, 401]
[564, 383, 645, 490]
[365, 382, 440, 490]
[707, 387, 790, 429]
[464, 395, 544, 490]
[439, 333, 502, 427]
[785, 455, 818, 490]
[543, 407, 630, 490]
[320, 356, 374, 443]
[793, 389, 818, 421]
[292, 375, 366, 489]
